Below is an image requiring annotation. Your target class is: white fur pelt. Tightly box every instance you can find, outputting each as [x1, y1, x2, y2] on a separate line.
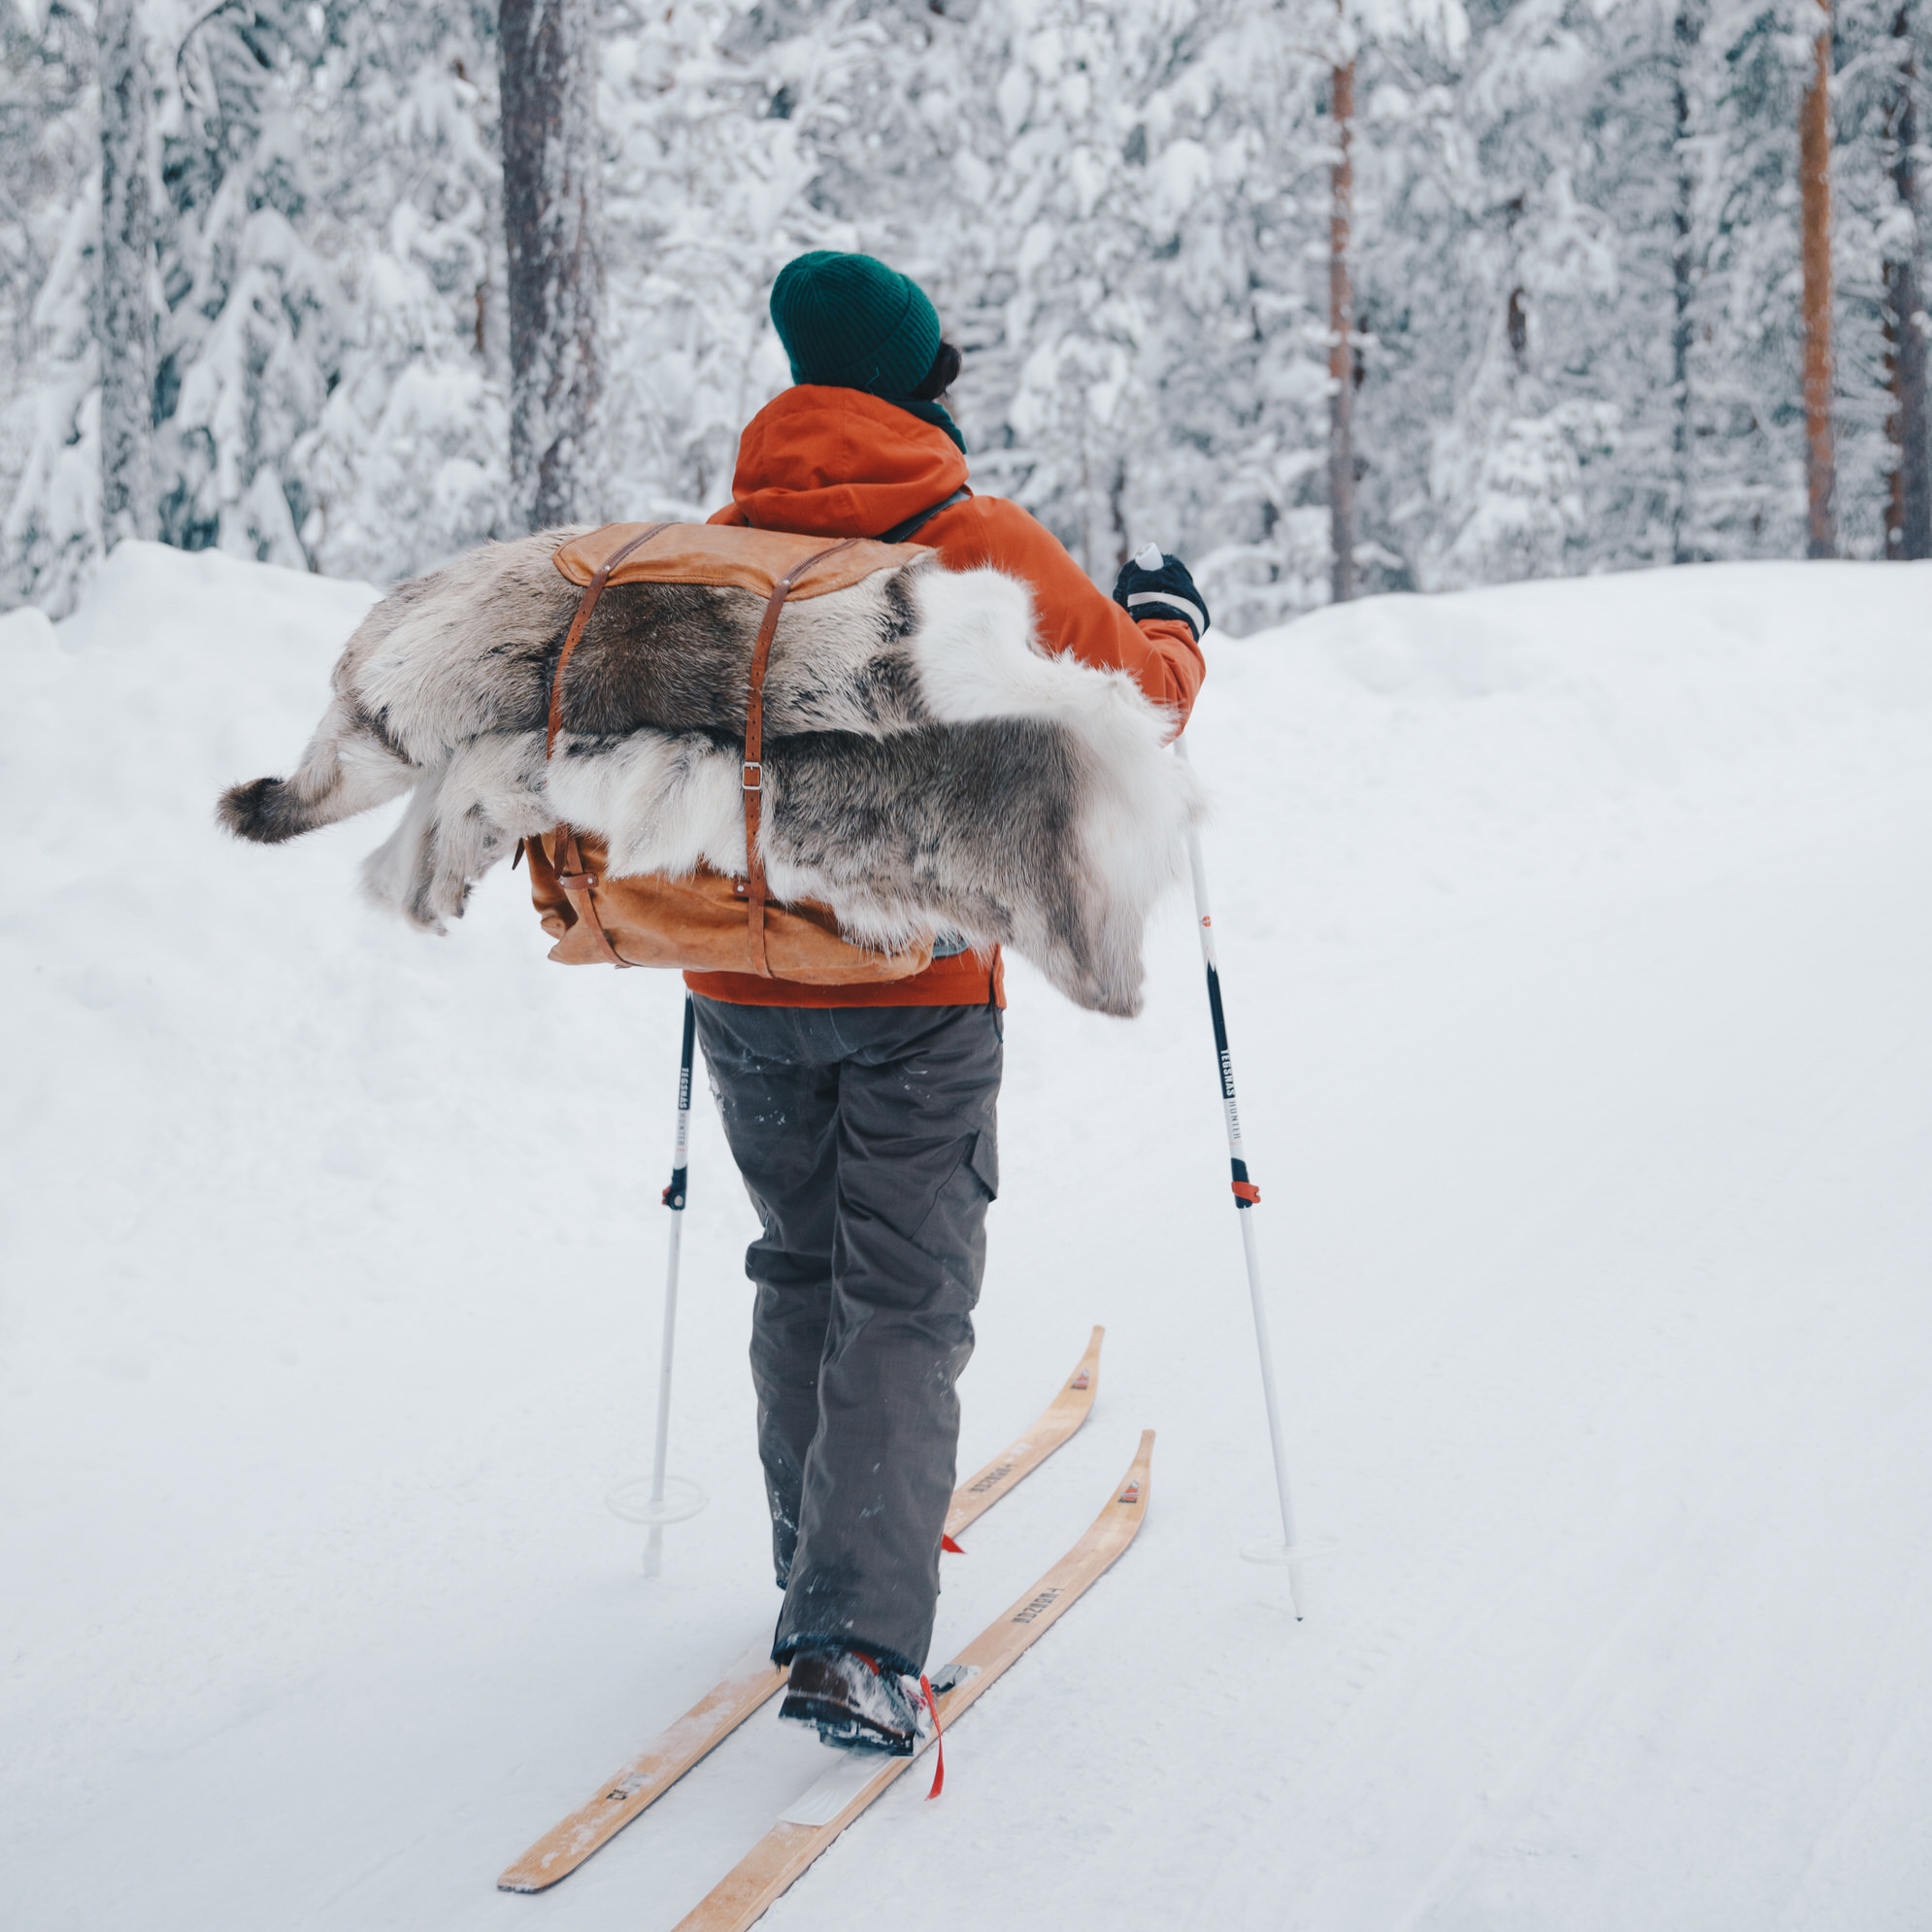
[218, 528, 1204, 1016]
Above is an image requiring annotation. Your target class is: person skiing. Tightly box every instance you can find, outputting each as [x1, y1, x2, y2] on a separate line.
[692, 250, 1209, 1753]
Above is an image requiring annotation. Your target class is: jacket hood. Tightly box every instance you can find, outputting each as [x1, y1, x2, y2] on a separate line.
[727, 386, 971, 539]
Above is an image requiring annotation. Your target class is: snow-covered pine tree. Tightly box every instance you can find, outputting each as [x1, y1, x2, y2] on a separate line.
[145, 0, 333, 565]
[1394, 0, 1675, 588]
[1144, 0, 1337, 627]
[1680, 0, 1822, 558]
[1334, 0, 1670, 596]
[597, 0, 901, 520]
[1682, 0, 1926, 561]
[1881, 0, 1930, 553]
[1799, 0, 1836, 552]
[1330, 38, 1358, 603]
[98, 0, 156, 545]
[501, 0, 604, 529]
[1324, 0, 1467, 601]
[1, 0, 99, 611]
[915, 0, 1333, 623]
[1883, 0, 1930, 553]
[1835, 0, 1931, 554]
[905, 0, 1159, 577]
[289, 0, 506, 583]
[1672, 0, 1703, 559]
[3, 0, 505, 605]
[1343, 17, 1475, 590]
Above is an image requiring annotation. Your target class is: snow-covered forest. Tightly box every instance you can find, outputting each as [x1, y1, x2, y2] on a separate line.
[3, 0, 1929, 624]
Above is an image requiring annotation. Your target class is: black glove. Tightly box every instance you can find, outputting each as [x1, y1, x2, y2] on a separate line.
[1113, 547, 1210, 641]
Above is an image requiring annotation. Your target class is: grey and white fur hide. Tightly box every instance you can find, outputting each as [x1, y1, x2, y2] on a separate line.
[217, 528, 1204, 1016]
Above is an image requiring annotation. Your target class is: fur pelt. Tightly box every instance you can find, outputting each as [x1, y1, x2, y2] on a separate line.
[217, 527, 1203, 1016]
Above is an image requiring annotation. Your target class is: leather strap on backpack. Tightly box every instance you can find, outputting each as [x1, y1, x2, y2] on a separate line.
[732, 501, 954, 972]
[740, 538, 860, 976]
[540, 524, 862, 976]
[546, 522, 672, 758]
[552, 826, 628, 968]
[540, 523, 672, 966]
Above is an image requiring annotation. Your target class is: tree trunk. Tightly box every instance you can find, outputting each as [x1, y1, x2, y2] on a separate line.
[1883, 1, 1930, 558]
[98, 0, 156, 547]
[1672, 0, 1701, 563]
[1799, 8, 1836, 558]
[499, 0, 605, 532]
[1328, 58, 1355, 606]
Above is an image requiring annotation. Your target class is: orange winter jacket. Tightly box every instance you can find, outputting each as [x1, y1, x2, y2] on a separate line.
[684, 386, 1205, 1010]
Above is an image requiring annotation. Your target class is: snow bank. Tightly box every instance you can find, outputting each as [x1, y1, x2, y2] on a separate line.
[3, 546, 1929, 1930]
[1203, 560, 1932, 949]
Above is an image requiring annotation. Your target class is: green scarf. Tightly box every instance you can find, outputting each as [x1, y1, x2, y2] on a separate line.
[879, 396, 967, 453]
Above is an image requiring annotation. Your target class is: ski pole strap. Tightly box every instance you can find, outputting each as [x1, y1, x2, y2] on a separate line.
[662, 1167, 687, 1210]
[1231, 1157, 1260, 1207]
[919, 1676, 945, 1800]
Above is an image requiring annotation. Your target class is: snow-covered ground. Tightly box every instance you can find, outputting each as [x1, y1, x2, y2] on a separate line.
[4, 546, 1929, 1930]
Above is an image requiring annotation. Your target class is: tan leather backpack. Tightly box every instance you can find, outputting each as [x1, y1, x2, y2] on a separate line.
[520, 520, 934, 984]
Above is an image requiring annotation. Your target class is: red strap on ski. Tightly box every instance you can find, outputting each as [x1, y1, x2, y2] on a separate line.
[1232, 1181, 1261, 1204]
[941, 1533, 965, 1554]
[919, 1676, 944, 1800]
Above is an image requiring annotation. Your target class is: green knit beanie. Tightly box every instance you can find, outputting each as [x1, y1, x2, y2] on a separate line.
[770, 251, 943, 398]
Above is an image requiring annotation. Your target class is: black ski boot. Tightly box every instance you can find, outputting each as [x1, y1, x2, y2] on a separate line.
[780, 1647, 928, 1754]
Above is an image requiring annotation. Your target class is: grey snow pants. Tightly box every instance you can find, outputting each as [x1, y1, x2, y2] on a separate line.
[692, 996, 1003, 1677]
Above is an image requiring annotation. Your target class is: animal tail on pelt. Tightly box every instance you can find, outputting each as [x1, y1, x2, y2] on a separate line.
[217, 692, 419, 845]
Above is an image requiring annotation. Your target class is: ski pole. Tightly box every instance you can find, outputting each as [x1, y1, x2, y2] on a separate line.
[608, 996, 708, 1568]
[642, 992, 698, 1579]
[1175, 740, 1308, 1617]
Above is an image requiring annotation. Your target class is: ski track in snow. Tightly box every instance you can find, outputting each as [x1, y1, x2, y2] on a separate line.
[2, 547, 1930, 1930]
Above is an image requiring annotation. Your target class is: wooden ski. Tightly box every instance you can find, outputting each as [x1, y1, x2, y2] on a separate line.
[945, 1321, 1103, 1548]
[670, 1430, 1154, 1932]
[496, 1326, 1106, 1893]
